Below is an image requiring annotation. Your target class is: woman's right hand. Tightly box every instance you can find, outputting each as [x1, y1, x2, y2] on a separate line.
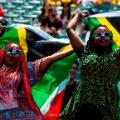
[66, 10, 88, 57]
[78, 10, 90, 22]
[79, 10, 90, 18]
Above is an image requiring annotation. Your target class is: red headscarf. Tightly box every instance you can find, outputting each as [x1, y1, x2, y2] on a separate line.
[0, 43, 43, 120]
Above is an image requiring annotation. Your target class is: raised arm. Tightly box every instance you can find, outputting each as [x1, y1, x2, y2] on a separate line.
[40, 49, 73, 73]
[66, 10, 89, 56]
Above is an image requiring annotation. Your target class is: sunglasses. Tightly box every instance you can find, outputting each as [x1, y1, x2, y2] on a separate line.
[5, 46, 23, 55]
[93, 30, 112, 38]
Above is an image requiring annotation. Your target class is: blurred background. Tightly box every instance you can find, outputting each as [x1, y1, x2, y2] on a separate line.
[0, 0, 120, 26]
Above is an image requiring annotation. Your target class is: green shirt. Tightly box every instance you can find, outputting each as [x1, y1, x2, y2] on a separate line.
[77, 49, 120, 119]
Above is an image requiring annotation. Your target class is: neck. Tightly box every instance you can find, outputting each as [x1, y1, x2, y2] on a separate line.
[49, 16, 55, 22]
[93, 45, 111, 55]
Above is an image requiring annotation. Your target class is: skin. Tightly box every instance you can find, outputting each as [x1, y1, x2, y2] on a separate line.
[4, 43, 21, 66]
[66, 10, 89, 56]
[41, 7, 63, 36]
[4, 53, 21, 66]
[0, 24, 5, 37]
[93, 27, 112, 48]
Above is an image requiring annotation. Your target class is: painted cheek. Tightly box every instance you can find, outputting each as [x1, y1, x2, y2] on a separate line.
[94, 37, 101, 43]
[6, 53, 20, 59]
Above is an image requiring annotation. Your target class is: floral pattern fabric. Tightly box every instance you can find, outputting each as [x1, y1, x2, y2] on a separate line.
[0, 59, 43, 120]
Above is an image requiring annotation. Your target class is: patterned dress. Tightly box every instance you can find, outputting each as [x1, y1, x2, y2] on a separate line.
[0, 59, 43, 120]
[61, 49, 120, 120]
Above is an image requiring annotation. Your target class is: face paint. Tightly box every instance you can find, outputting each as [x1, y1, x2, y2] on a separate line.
[5, 46, 23, 56]
[5, 43, 23, 56]
[93, 29, 112, 38]
[4, 43, 23, 66]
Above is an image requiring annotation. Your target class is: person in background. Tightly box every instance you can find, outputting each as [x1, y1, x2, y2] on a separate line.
[60, 3, 71, 28]
[0, 24, 6, 37]
[37, 1, 50, 26]
[61, 10, 120, 120]
[40, 6, 63, 36]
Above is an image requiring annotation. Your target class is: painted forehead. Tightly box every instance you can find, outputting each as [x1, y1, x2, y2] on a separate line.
[5, 43, 23, 55]
[95, 27, 110, 32]
[6, 43, 22, 50]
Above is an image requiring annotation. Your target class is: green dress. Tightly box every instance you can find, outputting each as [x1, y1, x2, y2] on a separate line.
[61, 49, 120, 120]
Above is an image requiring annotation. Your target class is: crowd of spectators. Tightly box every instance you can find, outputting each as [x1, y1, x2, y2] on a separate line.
[1, 0, 120, 37]
[40, 6, 63, 36]
[36, 0, 120, 39]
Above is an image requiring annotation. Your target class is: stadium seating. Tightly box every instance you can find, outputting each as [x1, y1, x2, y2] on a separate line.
[1, 0, 120, 26]
[0, 0, 43, 25]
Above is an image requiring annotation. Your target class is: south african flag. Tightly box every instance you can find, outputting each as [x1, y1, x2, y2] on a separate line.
[0, 24, 77, 120]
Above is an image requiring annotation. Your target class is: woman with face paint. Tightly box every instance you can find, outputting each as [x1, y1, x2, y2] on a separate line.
[61, 10, 120, 120]
[0, 42, 73, 120]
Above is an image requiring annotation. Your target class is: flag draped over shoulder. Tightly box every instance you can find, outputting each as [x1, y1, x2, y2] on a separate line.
[0, 25, 77, 119]
[32, 45, 77, 120]
[0, 24, 69, 60]
[88, 11, 120, 108]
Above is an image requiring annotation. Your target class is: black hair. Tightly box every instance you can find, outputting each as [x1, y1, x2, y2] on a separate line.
[0, 18, 8, 26]
[48, 6, 56, 13]
[84, 24, 113, 55]
[61, 3, 71, 20]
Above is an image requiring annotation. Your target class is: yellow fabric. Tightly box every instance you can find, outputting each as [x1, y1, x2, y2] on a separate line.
[57, 44, 73, 52]
[17, 27, 28, 59]
[97, 17, 120, 46]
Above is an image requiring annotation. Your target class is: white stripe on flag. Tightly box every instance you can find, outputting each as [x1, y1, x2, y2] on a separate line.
[40, 75, 70, 114]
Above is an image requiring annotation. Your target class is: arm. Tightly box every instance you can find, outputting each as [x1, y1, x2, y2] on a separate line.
[0, 24, 6, 35]
[40, 49, 73, 73]
[67, 10, 89, 56]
